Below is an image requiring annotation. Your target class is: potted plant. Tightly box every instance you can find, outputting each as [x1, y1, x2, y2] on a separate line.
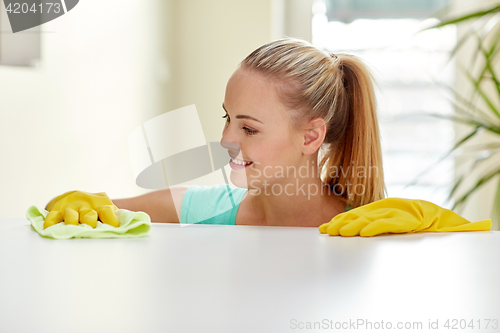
[409, 2, 500, 229]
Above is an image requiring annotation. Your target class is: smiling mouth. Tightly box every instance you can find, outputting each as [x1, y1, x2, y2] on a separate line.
[229, 156, 253, 166]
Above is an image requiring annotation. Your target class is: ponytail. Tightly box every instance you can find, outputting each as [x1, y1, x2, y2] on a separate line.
[319, 54, 386, 208]
[242, 38, 386, 208]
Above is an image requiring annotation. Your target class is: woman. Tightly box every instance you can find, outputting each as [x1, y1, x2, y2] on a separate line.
[112, 38, 386, 227]
[44, 38, 386, 228]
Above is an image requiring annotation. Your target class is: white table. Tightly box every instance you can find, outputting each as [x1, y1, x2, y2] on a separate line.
[1, 218, 499, 333]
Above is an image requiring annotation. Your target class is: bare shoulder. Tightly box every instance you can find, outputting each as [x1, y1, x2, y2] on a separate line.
[168, 185, 190, 220]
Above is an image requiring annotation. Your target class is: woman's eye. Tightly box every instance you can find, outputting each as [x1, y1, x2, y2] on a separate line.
[223, 114, 256, 136]
[243, 127, 257, 135]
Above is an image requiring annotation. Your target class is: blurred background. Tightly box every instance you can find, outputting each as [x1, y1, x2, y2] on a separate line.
[0, 0, 497, 228]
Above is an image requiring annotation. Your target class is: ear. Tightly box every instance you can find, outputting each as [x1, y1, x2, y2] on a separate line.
[302, 117, 326, 155]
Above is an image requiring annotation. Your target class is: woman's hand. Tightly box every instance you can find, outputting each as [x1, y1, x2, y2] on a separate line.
[44, 190, 119, 229]
[319, 198, 491, 237]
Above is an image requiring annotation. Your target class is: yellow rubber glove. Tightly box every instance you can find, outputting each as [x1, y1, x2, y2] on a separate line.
[44, 190, 120, 229]
[319, 198, 492, 237]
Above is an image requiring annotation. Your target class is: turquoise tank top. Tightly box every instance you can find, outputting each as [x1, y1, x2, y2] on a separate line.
[180, 184, 352, 225]
[180, 185, 247, 225]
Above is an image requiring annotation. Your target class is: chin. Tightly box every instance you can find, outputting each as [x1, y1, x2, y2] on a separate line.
[229, 170, 249, 188]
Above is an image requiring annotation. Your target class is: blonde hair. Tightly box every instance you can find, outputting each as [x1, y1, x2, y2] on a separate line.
[241, 38, 386, 208]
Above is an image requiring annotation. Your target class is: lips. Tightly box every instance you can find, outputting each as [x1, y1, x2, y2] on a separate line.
[229, 156, 253, 166]
[229, 155, 253, 169]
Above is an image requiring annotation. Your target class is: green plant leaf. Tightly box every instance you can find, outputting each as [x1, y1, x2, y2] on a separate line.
[473, 35, 500, 99]
[427, 4, 500, 29]
[448, 147, 500, 202]
[463, 36, 495, 119]
[447, 173, 464, 206]
[452, 166, 500, 209]
[436, 79, 499, 124]
[482, 45, 500, 106]
[463, 66, 500, 119]
[405, 126, 481, 188]
[435, 10, 500, 68]
[426, 113, 500, 135]
[458, 142, 500, 153]
[492, 176, 500, 230]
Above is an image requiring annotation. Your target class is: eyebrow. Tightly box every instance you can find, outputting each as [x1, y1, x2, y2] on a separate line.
[222, 103, 263, 124]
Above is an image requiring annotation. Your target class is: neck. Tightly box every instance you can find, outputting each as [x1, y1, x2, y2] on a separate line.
[245, 175, 343, 227]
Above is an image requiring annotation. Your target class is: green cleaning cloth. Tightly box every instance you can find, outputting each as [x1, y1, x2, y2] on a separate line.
[26, 206, 151, 239]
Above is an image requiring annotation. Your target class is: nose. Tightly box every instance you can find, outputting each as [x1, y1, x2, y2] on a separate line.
[220, 141, 241, 159]
[220, 127, 241, 158]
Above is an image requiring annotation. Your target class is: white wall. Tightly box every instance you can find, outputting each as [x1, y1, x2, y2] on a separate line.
[0, 0, 279, 218]
[170, 0, 274, 144]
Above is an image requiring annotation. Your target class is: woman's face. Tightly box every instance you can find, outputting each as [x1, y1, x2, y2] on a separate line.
[220, 67, 304, 190]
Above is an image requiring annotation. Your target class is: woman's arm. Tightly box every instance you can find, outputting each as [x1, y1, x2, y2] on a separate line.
[112, 186, 189, 223]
